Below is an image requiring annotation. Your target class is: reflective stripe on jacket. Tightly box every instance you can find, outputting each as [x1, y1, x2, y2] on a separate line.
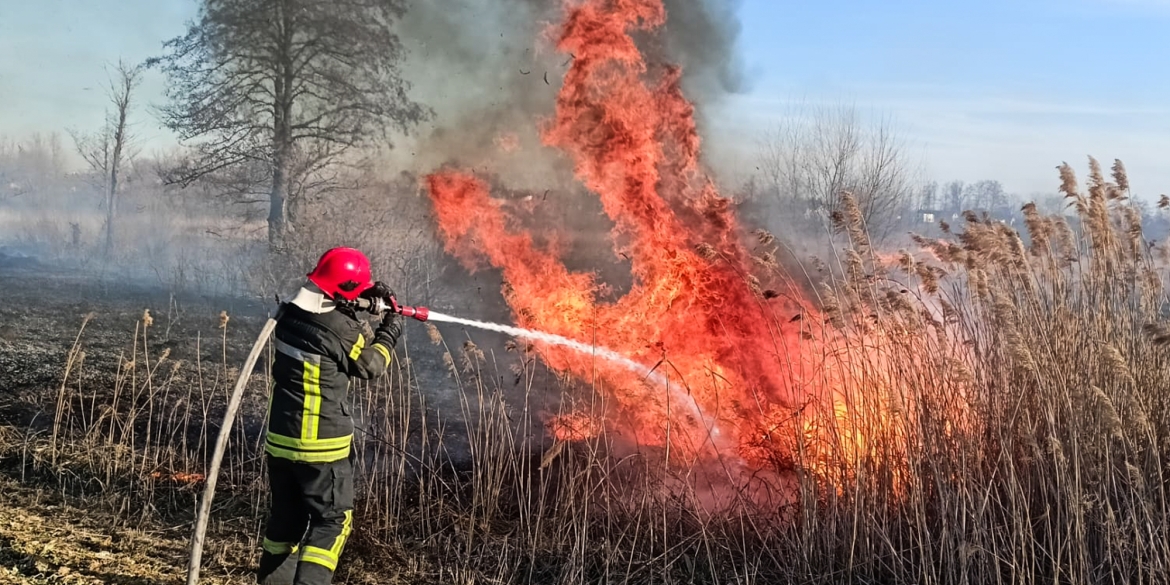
[265, 290, 393, 463]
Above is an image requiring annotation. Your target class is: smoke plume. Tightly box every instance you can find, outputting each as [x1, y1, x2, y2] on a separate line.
[390, 0, 747, 183]
[657, 0, 748, 102]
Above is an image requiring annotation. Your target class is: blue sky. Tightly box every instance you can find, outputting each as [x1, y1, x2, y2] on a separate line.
[0, 0, 195, 154]
[2, 0, 1167, 197]
[715, 0, 1170, 196]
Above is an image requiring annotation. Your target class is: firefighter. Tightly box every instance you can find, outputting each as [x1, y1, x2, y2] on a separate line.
[257, 247, 401, 585]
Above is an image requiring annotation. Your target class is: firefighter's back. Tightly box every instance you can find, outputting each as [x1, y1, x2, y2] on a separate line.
[266, 303, 363, 464]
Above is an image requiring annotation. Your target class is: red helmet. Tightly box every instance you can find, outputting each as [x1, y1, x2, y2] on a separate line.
[307, 247, 373, 301]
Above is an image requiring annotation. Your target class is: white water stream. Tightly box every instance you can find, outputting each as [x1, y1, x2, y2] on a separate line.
[426, 311, 719, 438]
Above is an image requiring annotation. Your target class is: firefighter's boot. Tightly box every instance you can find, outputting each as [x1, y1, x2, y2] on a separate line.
[257, 549, 298, 585]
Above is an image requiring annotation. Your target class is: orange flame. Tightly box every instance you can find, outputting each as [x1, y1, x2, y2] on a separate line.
[426, 0, 830, 468]
[150, 471, 205, 485]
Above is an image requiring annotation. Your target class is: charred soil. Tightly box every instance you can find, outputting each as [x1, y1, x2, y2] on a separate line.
[0, 261, 271, 583]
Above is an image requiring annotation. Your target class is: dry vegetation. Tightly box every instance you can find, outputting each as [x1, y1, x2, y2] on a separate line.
[2, 157, 1170, 584]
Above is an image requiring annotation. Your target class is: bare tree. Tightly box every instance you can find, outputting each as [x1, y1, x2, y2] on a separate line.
[918, 181, 939, 210]
[963, 179, 1008, 212]
[149, 0, 428, 246]
[756, 103, 919, 243]
[943, 180, 966, 212]
[70, 61, 142, 257]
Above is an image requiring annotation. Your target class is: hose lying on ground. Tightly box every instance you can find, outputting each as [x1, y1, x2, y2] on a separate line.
[186, 316, 277, 585]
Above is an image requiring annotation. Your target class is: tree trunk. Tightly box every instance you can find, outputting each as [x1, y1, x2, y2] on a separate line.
[106, 163, 118, 257]
[268, 0, 294, 248]
[268, 154, 288, 246]
[105, 63, 133, 259]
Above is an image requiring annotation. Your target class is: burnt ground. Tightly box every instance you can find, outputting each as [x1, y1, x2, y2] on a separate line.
[0, 250, 570, 584]
[0, 252, 276, 583]
[0, 256, 265, 583]
[0, 254, 271, 429]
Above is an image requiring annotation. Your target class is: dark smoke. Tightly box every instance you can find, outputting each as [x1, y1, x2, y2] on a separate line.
[660, 0, 749, 101]
[390, 0, 748, 182]
[388, 0, 565, 190]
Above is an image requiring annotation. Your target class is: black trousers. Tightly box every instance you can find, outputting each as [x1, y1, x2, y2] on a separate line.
[257, 454, 354, 585]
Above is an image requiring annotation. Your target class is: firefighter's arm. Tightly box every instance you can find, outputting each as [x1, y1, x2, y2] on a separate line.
[343, 313, 401, 379]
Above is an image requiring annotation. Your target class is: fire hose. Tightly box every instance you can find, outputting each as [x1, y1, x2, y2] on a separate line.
[185, 295, 429, 585]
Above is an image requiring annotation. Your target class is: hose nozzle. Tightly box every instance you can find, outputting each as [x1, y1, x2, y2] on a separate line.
[388, 296, 430, 322]
[398, 305, 429, 321]
[355, 296, 430, 322]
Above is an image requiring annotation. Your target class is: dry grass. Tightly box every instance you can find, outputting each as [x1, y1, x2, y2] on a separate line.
[6, 157, 1170, 584]
[0, 472, 254, 584]
[779, 155, 1170, 584]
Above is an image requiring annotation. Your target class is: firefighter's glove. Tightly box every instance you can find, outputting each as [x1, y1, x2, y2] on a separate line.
[375, 310, 402, 348]
[361, 281, 396, 314]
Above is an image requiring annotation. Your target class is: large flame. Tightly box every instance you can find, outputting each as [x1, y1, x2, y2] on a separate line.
[426, 0, 850, 469]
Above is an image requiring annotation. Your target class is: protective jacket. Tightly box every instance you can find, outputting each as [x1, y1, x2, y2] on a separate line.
[265, 285, 395, 464]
